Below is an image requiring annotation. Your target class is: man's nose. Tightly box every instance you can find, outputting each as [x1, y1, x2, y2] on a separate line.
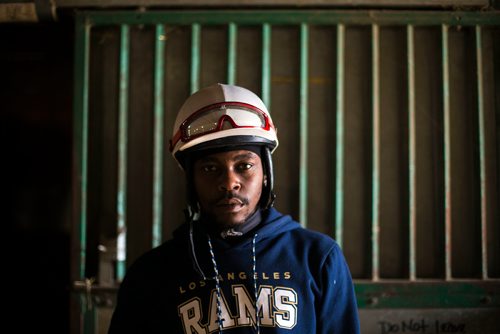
[218, 169, 241, 191]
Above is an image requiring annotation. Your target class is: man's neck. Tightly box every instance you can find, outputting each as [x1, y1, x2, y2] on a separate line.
[203, 209, 262, 239]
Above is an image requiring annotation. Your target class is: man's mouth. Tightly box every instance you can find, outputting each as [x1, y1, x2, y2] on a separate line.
[217, 201, 243, 211]
[217, 199, 243, 206]
[215, 197, 246, 213]
[215, 193, 249, 206]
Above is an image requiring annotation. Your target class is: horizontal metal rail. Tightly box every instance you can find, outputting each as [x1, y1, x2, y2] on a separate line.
[61, 0, 491, 9]
[83, 10, 500, 26]
[71, 280, 500, 309]
[355, 281, 500, 308]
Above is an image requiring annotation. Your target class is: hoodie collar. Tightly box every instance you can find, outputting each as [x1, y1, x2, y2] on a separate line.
[175, 208, 300, 248]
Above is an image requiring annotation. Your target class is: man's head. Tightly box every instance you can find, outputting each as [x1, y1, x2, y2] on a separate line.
[169, 84, 278, 224]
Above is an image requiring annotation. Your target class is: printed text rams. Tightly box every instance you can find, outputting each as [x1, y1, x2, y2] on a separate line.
[178, 285, 298, 333]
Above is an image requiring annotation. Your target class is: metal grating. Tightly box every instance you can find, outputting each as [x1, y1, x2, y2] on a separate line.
[71, 9, 500, 334]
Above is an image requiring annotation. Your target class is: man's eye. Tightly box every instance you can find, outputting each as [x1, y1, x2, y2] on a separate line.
[238, 163, 253, 171]
[202, 165, 217, 172]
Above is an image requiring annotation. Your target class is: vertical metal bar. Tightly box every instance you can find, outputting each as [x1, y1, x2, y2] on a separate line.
[407, 24, 417, 281]
[82, 303, 96, 334]
[475, 25, 488, 279]
[191, 23, 201, 94]
[73, 15, 90, 282]
[371, 24, 380, 281]
[227, 23, 237, 85]
[299, 23, 309, 228]
[335, 24, 345, 248]
[117, 24, 130, 281]
[152, 24, 165, 248]
[74, 16, 93, 334]
[262, 23, 271, 108]
[442, 24, 452, 280]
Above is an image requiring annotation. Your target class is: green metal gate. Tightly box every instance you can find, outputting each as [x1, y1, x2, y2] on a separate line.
[72, 9, 500, 334]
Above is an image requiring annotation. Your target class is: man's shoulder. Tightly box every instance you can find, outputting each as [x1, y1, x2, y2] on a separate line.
[126, 238, 181, 273]
[281, 224, 338, 253]
[267, 209, 337, 245]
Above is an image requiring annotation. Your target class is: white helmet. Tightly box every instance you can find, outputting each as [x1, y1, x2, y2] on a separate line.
[170, 83, 278, 167]
[170, 83, 279, 210]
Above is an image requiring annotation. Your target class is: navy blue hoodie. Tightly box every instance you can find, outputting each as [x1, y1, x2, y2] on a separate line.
[108, 208, 360, 333]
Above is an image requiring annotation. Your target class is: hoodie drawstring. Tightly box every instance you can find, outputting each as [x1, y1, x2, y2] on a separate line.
[207, 233, 260, 334]
[252, 233, 260, 334]
[207, 235, 223, 333]
[190, 221, 208, 280]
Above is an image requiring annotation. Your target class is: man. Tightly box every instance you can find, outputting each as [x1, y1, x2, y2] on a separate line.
[108, 84, 360, 333]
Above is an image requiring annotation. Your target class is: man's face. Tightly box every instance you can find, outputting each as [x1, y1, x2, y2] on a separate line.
[193, 149, 264, 229]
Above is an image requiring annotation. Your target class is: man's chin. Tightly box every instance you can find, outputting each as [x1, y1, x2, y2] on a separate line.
[204, 211, 245, 230]
[215, 216, 246, 230]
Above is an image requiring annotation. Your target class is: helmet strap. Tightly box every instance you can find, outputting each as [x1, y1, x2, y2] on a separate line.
[184, 157, 201, 218]
[260, 146, 276, 209]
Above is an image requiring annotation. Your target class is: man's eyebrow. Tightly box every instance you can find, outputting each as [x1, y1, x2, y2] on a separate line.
[197, 152, 258, 163]
[233, 152, 258, 161]
[198, 156, 217, 163]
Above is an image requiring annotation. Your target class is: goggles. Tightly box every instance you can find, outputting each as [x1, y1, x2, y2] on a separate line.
[170, 102, 274, 151]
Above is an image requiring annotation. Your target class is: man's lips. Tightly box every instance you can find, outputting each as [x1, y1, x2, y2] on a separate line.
[216, 198, 244, 207]
[214, 192, 249, 207]
[214, 195, 247, 213]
